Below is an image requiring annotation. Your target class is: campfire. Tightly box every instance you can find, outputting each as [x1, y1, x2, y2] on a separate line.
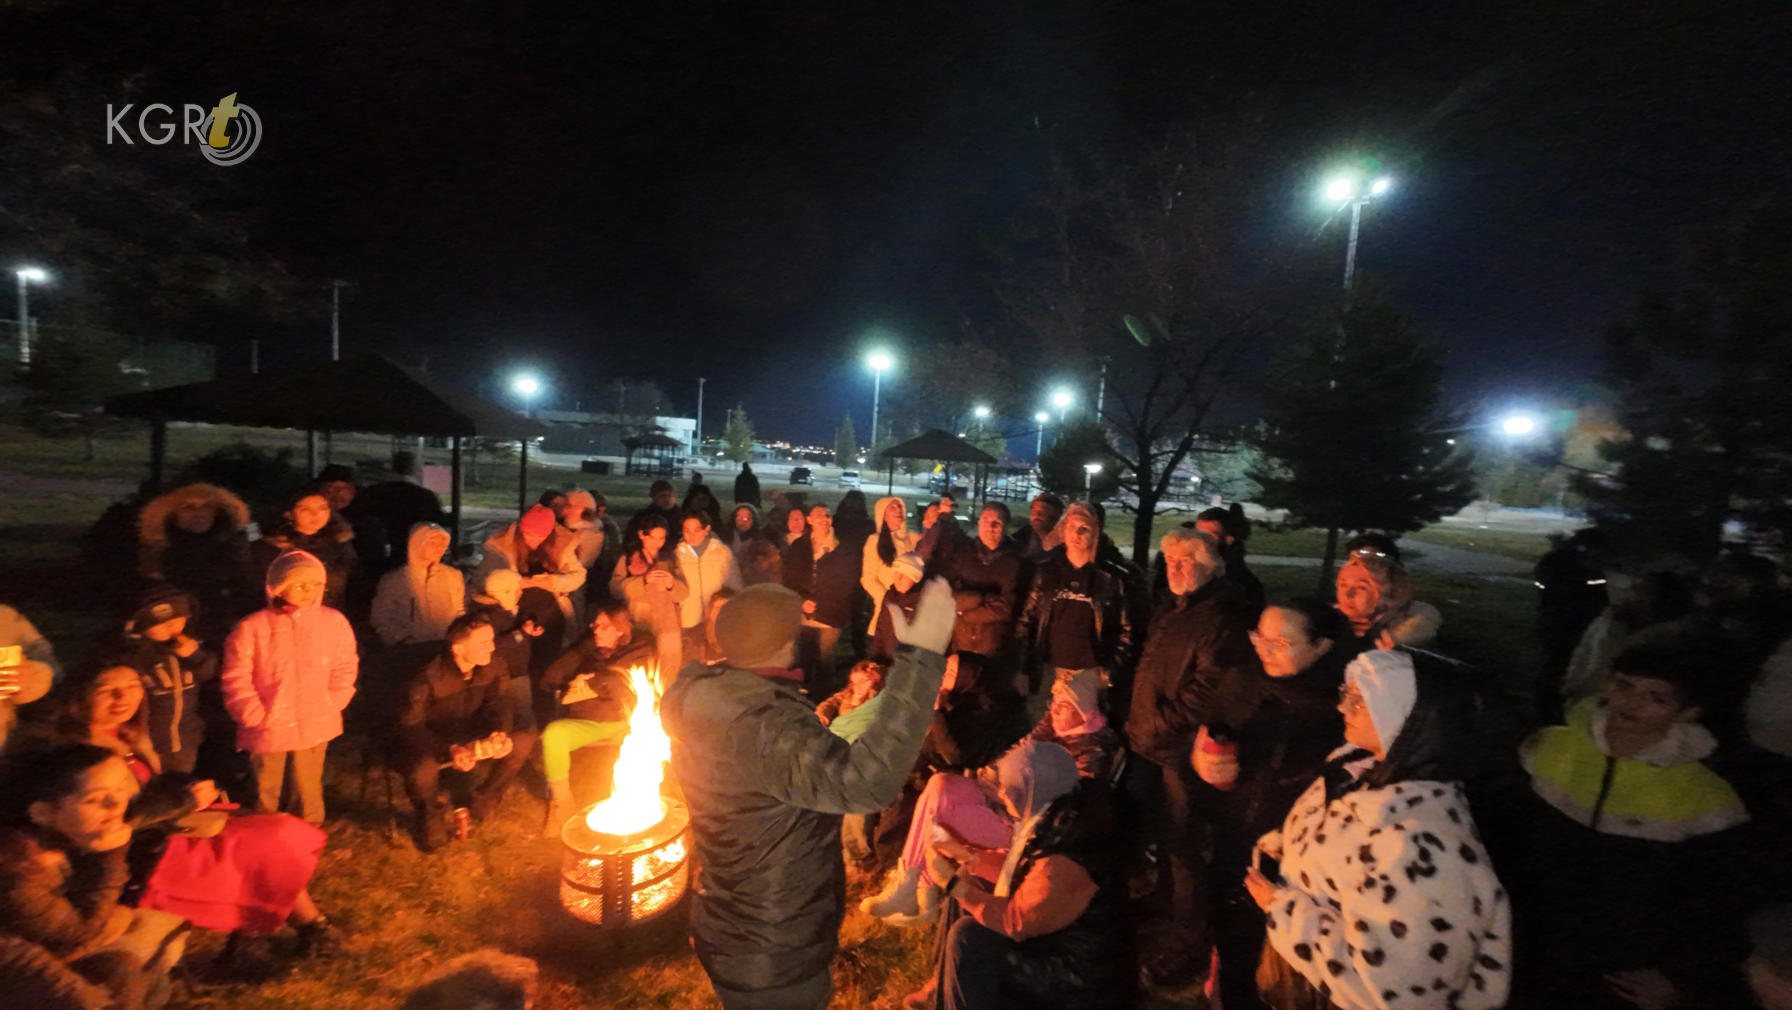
[559, 666, 692, 927]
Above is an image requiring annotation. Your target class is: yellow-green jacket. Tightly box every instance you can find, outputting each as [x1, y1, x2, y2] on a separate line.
[1521, 698, 1747, 842]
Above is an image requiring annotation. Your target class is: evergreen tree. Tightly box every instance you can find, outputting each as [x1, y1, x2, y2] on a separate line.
[721, 406, 756, 464]
[832, 415, 858, 468]
[1037, 420, 1121, 500]
[1252, 289, 1479, 585]
[1576, 203, 1792, 561]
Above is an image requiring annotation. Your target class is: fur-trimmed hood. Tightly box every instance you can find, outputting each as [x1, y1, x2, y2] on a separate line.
[138, 483, 252, 547]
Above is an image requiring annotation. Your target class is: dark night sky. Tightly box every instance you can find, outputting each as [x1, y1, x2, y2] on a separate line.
[8, 1, 1790, 447]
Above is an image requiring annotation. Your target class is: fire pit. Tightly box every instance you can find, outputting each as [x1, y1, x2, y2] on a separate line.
[559, 797, 690, 926]
[556, 666, 692, 927]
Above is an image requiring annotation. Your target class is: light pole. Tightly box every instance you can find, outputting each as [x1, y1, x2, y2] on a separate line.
[1083, 461, 1102, 495]
[1050, 387, 1074, 425]
[1322, 174, 1392, 290]
[329, 280, 349, 360]
[867, 350, 893, 451]
[1034, 411, 1050, 462]
[14, 266, 48, 367]
[693, 376, 706, 460]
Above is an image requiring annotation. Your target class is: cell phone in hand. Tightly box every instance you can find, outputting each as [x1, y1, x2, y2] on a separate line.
[0, 644, 22, 669]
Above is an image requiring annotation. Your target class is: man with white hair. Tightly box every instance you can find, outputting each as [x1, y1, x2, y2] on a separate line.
[1126, 526, 1256, 988]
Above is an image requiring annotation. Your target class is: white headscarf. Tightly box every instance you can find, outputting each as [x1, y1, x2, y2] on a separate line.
[1345, 649, 1418, 751]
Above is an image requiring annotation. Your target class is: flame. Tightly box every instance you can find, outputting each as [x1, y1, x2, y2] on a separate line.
[585, 666, 670, 836]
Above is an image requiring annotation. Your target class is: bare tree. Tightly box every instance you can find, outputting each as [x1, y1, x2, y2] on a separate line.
[997, 130, 1305, 564]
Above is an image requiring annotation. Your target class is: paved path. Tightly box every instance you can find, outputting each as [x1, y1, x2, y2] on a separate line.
[1252, 540, 1532, 583]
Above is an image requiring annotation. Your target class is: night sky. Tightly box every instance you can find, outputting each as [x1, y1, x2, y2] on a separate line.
[6, 1, 1788, 447]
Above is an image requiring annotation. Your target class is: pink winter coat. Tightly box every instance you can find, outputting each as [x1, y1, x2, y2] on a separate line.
[220, 602, 359, 753]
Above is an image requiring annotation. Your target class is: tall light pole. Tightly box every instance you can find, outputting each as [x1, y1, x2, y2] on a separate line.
[1322, 175, 1392, 290]
[1050, 387, 1074, 425]
[866, 350, 893, 451]
[14, 266, 48, 368]
[511, 373, 542, 417]
[693, 376, 706, 460]
[1034, 411, 1050, 462]
[329, 280, 349, 360]
[1083, 461, 1102, 494]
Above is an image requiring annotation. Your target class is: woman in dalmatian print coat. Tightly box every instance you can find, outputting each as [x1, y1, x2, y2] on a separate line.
[1245, 649, 1511, 1010]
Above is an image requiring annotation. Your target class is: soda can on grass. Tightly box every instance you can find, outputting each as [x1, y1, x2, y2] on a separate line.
[451, 806, 471, 840]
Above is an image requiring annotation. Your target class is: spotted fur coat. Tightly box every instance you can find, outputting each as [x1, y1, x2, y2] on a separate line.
[1258, 770, 1512, 1010]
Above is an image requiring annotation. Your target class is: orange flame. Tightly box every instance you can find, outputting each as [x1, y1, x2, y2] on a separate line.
[584, 666, 670, 836]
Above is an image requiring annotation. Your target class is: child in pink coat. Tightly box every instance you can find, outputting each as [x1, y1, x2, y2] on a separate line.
[221, 550, 358, 825]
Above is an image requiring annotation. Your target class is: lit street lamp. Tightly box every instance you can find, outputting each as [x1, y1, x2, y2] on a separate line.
[1034, 411, 1050, 462]
[14, 266, 49, 368]
[1050, 387, 1074, 424]
[1083, 461, 1102, 494]
[867, 350, 894, 450]
[1500, 413, 1538, 437]
[972, 404, 991, 420]
[1321, 172, 1393, 290]
[512, 373, 543, 415]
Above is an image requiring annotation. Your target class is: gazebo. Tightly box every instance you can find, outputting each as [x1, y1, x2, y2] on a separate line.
[622, 431, 684, 477]
[104, 354, 547, 544]
[876, 429, 998, 497]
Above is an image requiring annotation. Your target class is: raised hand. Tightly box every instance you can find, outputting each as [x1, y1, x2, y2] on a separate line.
[890, 576, 956, 656]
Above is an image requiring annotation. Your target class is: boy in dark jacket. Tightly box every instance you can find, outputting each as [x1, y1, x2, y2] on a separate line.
[780, 504, 863, 695]
[395, 615, 537, 850]
[662, 580, 953, 1010]
[117, 585, 218, 776]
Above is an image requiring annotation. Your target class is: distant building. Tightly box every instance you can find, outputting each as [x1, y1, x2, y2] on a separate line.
[536, 409, 696, 458]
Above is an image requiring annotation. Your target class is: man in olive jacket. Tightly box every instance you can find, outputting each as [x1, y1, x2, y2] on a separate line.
[662, 578, 954, 1010]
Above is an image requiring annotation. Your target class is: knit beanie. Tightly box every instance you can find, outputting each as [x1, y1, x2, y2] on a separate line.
[127, 583, 195, 636]
[482, 568, 522, 609]
[892, 551, 925, 583]
[519, 504, 556, 539]
[714, 583, 803, 668]
[266, 549, 326, 597]
[1345, 649, 1418, 751]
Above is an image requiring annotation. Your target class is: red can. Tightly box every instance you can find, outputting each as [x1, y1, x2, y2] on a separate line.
[451, 807, 471, 841]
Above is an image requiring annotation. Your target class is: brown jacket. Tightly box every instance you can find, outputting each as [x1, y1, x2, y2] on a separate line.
[0, 827, 130, 961]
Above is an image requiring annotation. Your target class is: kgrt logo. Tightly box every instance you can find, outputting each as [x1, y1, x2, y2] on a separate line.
[105, 93, 262, 166]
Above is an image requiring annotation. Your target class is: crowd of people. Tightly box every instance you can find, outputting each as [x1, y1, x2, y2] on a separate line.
[2, 457, 1792, 1010]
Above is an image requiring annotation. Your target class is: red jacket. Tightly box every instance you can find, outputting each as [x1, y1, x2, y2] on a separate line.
[220, 601, 358, 753]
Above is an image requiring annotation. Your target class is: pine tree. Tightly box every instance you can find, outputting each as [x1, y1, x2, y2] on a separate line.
[832, 415, 858, 468]
[1251, 289, 1479, 585]
[721, 407, 755, 464]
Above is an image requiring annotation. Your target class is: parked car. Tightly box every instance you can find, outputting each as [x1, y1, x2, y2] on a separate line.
[789, 466, 814, 485]
[838, 470, 862, 488]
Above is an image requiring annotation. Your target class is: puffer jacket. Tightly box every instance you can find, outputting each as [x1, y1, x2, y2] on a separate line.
[219, 564, 358, 754]
[252, 515, 358, 610]
[370, 524, 466, 646]
[661, 644, 946, 994]
[1206, 650, 1348, 850]
[136, 483, 260, 640]
[860, 498, 920, 633]
[999, 781, 1136, 1009]
[1125, 578, 1255, 766]
[0, 827, 131, 962]
[673, 534, 742, 630]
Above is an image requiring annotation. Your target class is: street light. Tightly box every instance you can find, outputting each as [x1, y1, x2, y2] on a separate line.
[1500, 413, 1538, 437]
[1050, 387, 1074, 424]
[1083, 461, 1102, 494]
[972, 405, 991, 420]
[511, 373, 543, 417]
[1320, 172, 1394, 289]
[866, 350, 894, 451]
[14, 266, 49, 367]
[1034, 411, 1050, 461]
